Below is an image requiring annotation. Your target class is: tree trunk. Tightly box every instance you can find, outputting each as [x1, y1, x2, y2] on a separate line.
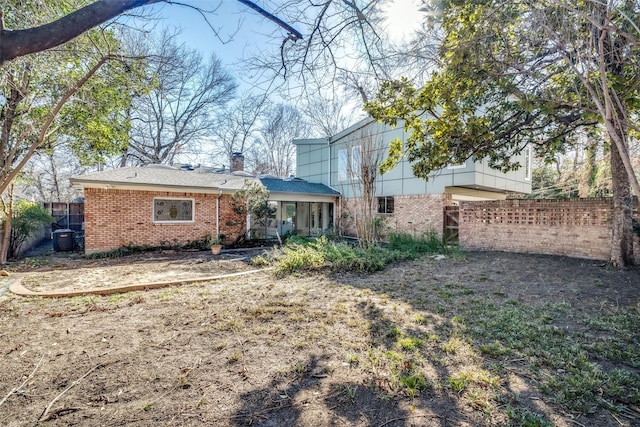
[0, 187, 12, 264]
[0, 214, 10, 264]
[609, 134, 634, 267]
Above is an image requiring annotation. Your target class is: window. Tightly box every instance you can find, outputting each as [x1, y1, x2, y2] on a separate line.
[351, 145, 362, 176]
[524, 145, 532, 181]
[153, 198, 194, 222]
[377, 196, 394, 214]
[338, 149, 348, 181]
[447, 160, 466, 170]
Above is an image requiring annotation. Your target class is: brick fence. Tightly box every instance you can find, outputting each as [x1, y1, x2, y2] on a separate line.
[459, 198, 640, 261]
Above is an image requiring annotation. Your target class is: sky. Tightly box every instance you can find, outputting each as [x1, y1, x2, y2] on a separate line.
[135, 0, 425, 166]
[145, 0, 425, 85]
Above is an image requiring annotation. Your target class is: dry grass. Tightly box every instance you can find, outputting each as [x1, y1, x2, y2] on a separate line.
[0, 250, 638, 426]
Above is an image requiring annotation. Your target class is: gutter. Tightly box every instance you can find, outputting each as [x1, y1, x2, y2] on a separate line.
[70, 180, 239, 195]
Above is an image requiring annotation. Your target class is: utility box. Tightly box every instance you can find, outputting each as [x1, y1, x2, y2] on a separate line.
[53, 229, 75, 252]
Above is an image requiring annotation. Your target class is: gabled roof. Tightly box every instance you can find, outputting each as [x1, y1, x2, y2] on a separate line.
[70, 165, 254, 193]
[70, 166, 340, 197]
[259, 177, 340, 196]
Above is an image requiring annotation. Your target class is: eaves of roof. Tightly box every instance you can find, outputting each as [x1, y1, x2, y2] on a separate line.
[70, 166, 256, 193]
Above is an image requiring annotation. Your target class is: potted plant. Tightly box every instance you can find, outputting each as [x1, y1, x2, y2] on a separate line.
[210, 235, 223, 255]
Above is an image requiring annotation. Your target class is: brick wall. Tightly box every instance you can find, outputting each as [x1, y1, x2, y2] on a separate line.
[459, 198, 640, 261]
[340, 194, 450, 237]
[84, 188, 244, 254]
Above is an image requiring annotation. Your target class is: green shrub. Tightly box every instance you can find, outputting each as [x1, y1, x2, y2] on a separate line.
[269, 233, 453, 276]
[388, 231, 454, 255]
[9, 200, 55, 258]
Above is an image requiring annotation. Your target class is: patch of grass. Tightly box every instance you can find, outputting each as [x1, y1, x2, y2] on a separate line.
[346, 353, 360, 365]
[449, 372, 469, 393]
[227, 351, 242, 364]
[505, 406, 553, 427]
[449, 369, 500, 394]
[214, 318, 244, 332]
[414, 314, 428, 324]
[250, 254, 271, 266]
[581, 305, 640, 367]
[158, 290, 173, 301]
[397, 337, 424, 351]
[462, 300, 640, 415]
[441, 336, 467, 354]
[387, 231, 456, 255]
[399, 373, 429, 397]
[385, 325, 402, 338]
[479, 340, 511, 357]
[106, 293, 125, 304]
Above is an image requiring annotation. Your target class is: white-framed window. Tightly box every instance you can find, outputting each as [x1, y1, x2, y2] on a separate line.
[524, 145, 532, 181]
[153, 198, 194, 223]
[447, 160, 466, 170]
[338, 148, 348, 181]
[351, 145, 362, 176]
[377, 196, 394, 214]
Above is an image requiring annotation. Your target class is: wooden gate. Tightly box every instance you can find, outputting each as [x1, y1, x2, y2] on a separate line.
[443, 206, 459, 243]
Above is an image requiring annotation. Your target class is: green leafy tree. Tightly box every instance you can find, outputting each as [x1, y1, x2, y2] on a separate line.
[231, 180, 276, 240]
[366, 0, 640, 266]
[7, 200, 54, 259]
[0, 1, 147, 261]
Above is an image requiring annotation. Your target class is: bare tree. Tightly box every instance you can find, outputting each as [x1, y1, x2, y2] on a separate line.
[302, 91, 361, 137]
[20, 149, 87, 202]
[345, 126, 385, 247]
[252, 104, 309, 177]
[122, 31, 236, 165]
[208, 94, 269, 168]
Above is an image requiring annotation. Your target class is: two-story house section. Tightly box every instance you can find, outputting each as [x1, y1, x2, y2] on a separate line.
[294, 118, 532, 239]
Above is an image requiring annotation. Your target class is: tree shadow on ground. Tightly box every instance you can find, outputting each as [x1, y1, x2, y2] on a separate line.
[230, 352, 456, 427]
[230, 296, 476, 426]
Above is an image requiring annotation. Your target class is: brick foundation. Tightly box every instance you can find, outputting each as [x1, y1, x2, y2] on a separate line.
[460, 198, 640, 261]
[340, 194, 450, 237]
[84, 188, 244, 254]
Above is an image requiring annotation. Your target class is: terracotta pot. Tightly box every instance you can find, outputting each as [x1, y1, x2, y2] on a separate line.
[211, 245, 222, 255]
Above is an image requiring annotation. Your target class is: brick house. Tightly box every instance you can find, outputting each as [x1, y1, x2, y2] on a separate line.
[294, 118, 533, 238]
[71, 162, 339, 254]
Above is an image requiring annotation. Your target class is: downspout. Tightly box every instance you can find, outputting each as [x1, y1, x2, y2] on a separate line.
[327, 136, 331, 187]
[216, 190, 222, 238]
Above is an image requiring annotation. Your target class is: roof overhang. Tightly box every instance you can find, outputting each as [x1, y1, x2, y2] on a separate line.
[70, 179, 239, 195]
[268, 192, 339, 203]
[445, 186, 508, 201]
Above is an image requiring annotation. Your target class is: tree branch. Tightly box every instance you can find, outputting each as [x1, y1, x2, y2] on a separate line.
[0, 1, 162, 63]
[236, 0, 303, 41]
[0, 0, 303, 64]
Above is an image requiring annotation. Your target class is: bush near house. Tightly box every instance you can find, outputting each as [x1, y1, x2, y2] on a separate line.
[7, 201, 54, 259]
[255, 232, 455, 275]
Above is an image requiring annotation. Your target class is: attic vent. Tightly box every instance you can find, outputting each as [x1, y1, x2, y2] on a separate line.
[284, 177, 307, 182]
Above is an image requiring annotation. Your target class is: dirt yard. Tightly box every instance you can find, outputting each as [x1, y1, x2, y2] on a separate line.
[0, 249, 638, 426]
